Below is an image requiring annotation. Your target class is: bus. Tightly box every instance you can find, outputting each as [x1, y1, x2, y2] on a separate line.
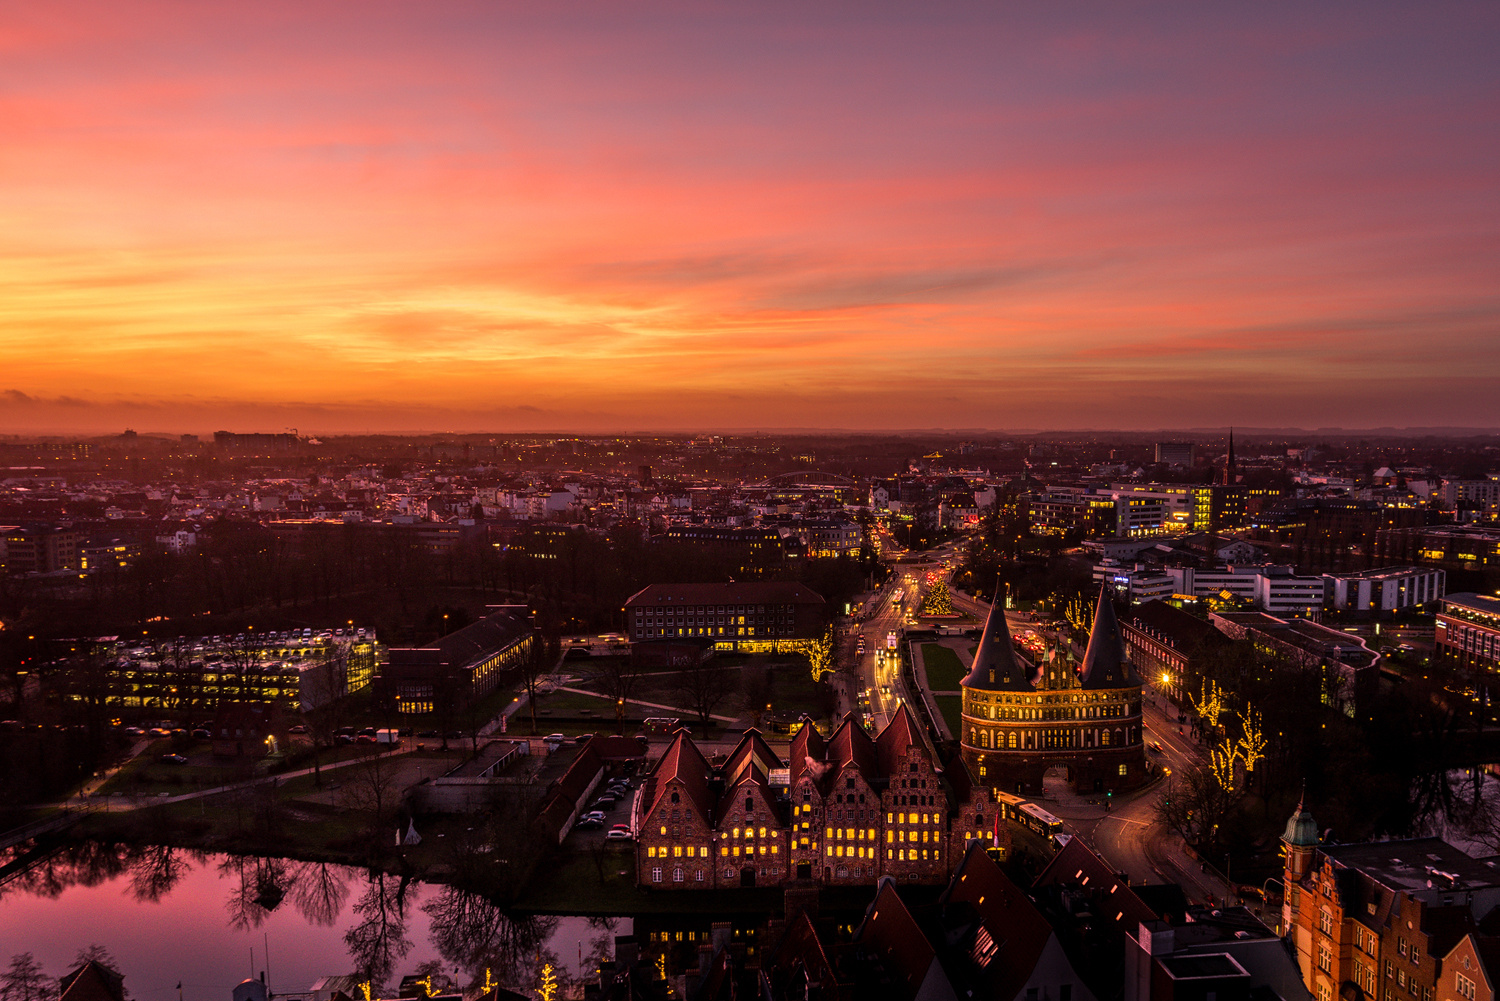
[993, 791, 1027, 825]
[1018, 802, 1064, 838]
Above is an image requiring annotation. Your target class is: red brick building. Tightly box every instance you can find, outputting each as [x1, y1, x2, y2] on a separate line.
[635, 706, 1006, 890]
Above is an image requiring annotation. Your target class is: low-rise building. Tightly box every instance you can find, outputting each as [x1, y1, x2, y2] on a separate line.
[624, 581, 827, 651]
[1436, 593, 1500, 676]
[381, 606, 536, 714]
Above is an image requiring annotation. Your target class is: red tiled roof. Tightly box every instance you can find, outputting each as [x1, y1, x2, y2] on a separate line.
[857, 880, 942, 1001]
[643, 730, 715, 820]
[789, 719, 827, 786]
[1034, 837, 1158, 929]
[875, 703, 926, 777]
[714, 775, 782, 827]
[944, 842, 1055, 1001]
[825, 714, 877, 786]
[723, 729, 782, 786]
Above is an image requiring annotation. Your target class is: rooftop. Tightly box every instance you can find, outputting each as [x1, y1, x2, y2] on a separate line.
[1322, 838, 1500, 895]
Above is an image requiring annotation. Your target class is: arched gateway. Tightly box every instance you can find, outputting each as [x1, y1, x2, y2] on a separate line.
[959, 586, 1148, 795]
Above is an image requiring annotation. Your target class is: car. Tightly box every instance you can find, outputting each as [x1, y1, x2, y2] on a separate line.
[335, 734, 355, 745]
[581, 810, 606, 822]
[605, 828, 633, 841]
[418, 730, 440, 738]
[123, 726, 145, 736]
[148, 727, 172, 737]
[1151, 740, 1165, 753]
[590, 797, 617, 810]
[575, 733, 594, 744]
[191, 728, 211, 739]
[355, 734, 377, 744]
[288, 725, 309, 734]
[543, 733, 566, 744]
[576, 818, 603, 829]
[160, 753, 188, 765]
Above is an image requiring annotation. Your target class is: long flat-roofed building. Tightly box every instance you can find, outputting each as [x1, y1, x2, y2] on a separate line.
[381, 605, 536, 714]
[1437, 592, 1500, 671]
[624, 581, 827, 652]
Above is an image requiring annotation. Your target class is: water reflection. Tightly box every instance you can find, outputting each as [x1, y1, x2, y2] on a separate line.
[126, 843, 199, 903]
[344, 874, 414, 991]
[423, 885, 556, 987]
[1, 842, 617, 999]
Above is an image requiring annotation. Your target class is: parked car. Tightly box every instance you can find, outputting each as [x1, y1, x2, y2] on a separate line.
[605, 828, 633, 841]
[543, 733, 566, 744]
[591, 796, 618, 810]
[191, 728, 211, 739]
[160, 753, 188, 765]
[123, 727, 145, 736]
[580, 810, 606, 823]
[355, 734, 377, 744]
[288, 725, 309, 734]
[575, 733, 594, 744]
[148, 728, 171, 737]
[576, 817, 603, 829]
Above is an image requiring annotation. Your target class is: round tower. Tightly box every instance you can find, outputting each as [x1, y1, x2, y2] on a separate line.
[1281, 793, 1319, 883]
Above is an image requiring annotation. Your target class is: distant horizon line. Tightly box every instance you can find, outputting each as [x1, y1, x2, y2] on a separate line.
[4, 424, 1499, 441]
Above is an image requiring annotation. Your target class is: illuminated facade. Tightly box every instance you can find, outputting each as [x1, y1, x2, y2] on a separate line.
[960, 588, 1148, 795]
[382, 605, 536, 713]
[635, 709, 1006, 890]
[624, 581, 827, 648]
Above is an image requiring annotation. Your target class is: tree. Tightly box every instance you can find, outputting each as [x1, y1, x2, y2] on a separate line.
[807, 626, 838, 682]
[587, 657, 643, 729]
[920, 581, 953, 616]
[1, 954, 54, 1001]
[518, 640, 549, 735]
[672, 658, 735, 727]
[340, 750, 406, 855]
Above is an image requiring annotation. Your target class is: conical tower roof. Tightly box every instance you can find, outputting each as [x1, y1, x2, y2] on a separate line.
[1078, 586, 1136, 689]
[962, 585, 1033, 692]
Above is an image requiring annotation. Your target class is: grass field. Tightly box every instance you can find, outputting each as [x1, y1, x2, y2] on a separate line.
[933, 695, 963, 740]
[921, 644, 969, 690]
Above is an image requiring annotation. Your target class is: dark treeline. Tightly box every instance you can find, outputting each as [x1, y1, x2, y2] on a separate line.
[0, 518, 878, 650]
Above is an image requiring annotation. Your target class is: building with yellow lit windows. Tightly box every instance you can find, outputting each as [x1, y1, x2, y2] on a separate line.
[960, 586, 1148, 795]
[634, 707, 1007, 890]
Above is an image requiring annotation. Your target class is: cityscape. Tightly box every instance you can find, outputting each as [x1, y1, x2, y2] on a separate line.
[2, 5, 1499, 1001]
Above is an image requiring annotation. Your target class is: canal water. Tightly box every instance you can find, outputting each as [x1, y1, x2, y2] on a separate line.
[0, 843, 624, 1001]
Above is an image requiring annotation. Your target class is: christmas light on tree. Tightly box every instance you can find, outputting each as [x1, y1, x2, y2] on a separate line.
[921, 580, 954, 615]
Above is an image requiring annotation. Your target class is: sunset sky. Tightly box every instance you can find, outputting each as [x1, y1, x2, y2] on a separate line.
[2, 2, 1497, 434]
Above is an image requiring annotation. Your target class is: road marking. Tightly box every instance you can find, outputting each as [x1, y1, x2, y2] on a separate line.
[1099, 815, 1149, 826]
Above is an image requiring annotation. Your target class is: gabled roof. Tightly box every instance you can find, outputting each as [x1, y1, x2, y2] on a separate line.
[825, 714, 878, 785]
[789, 718, 827, 787]
[58, 963, 126, 1001]
[715, 774, 783, 827]
[723, 729, 782, 787]
[1034, 837, 1158, 929]
[963, 594, 1032, 692]
[941, 841, 1055, 1001]
[1079, 587, 1136, 689]
[856, 880, 947, 1001]
[875, 703, 928, 778]
[643, 730, 714, 820]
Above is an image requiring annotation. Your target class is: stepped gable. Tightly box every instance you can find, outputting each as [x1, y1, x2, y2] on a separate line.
[1079, 586, 1136, 689]
[875, 702, 925, 777]
[723, 728, 782, 786]
[643, 729, 715, 819]
[825, 713, 878, 786]
[962, 592, 1033, 692]
[940, 841, 1055, 1001]
[789, 718, 827, 785]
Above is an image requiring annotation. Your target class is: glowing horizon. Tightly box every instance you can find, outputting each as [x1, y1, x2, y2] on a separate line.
[2, 3, 1497, 435]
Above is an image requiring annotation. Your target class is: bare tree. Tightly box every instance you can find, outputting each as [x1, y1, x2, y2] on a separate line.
[339, 749, 407, 853]
[672, 658, 736, 727]
[518, 641, 550, 735]
[344, 875, 414, 993]
[588, 657, 644, 729]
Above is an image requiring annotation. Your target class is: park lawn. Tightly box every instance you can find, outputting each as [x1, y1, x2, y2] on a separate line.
[921, 644, 969, 690]
[933, 695, 963, 741]
[767, 662, 826, 717]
